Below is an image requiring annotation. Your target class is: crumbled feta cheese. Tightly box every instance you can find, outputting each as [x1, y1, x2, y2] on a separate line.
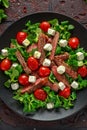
[1, 49, 8, 56]
[22, 38, 30, 47]
[58, 82, 66, 90]
[11, 83, 19, 90]
[57, 65, 66, 74]
[47, 102, 54, 109]
[34, 51, 41, 59]
[28, 76, 36, 83]
[58, 39, 68, 47]
[11, 63, 18, 68]
[43, 58, 51, 67]
[71, 81, 79, 89]
[43, 43, 52, 51]
[76, 52, 84, 61]
[47, 28, 56, 36]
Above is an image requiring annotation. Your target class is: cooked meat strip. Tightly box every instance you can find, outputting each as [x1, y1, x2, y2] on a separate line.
[55, 52, 69, 61]
[15, 50, 31, 75]
[49, 32, 60, 60]
[21, 77, 48, 94]
[46, 80, 59, 92]
[26, 43, 37, 53]
[54, 58, 78, 79]
[52, 66, 70, 87]
[38, 33, 47, 64]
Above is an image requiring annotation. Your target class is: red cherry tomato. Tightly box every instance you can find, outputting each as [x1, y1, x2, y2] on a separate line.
[59, 87, 71, 98]
[40, 21, 50, 32]
[39, 66, 51, 77]
[18, 74, 29, 86]
[16, 31, 27, 44]
[27, 57, 39, 71]
[77, 66, 87, 77]
[68, 37, 80, 49]
[34, 89, 47, 101]
[0, 59, 12, 71]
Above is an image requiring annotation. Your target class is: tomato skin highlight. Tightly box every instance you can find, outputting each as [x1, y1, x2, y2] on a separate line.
[18, 74, 29, 86]
[39, 66, 51, 77]
[0, 59, 12, 71]
[16, 31, 27, 44]
[68, 37, 80, 49]
[40, 21, 50, 32]
[77, 66, 87, 77]
[34, 89, 47, 101]
[59, 87, 71, 98]
[27, 57, 39, 71]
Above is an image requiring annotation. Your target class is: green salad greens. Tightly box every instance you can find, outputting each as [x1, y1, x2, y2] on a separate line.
[0, 0, 9, 23]
[0, 18, 87, 113]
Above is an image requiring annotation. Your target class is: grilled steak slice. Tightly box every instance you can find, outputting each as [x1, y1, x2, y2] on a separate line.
[15, 50, 31, 75]
[54, 58, 78, 79]
[38, 33, 47, 64]
[46, 80, 59, 92]
[21, 77, 48, 94]
[52, 66, 70, 87]
[26, 43, 37, 53]
[55, 52, 69, 61]
[49, 32, 60, 60]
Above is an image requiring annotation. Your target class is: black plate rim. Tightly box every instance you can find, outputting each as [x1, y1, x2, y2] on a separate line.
[0, 12, 87, 121]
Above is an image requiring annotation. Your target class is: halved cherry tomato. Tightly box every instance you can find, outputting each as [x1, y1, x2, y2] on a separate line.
[68, 37, 80, 49]
[59, 87, 71, 98]
[40, 21, 50, 32]
[16, 31, 27, 44]
[0, 59, 12, 71]
[27, 57, 39, 71]
[39, 66, 51, 77]
[18, 74, 29, 86]
[77, 66, 87, 77]
[34, 88, 47, 101]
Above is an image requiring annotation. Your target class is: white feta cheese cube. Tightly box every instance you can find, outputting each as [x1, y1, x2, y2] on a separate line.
[11, 63, 18, 68]
[71, 81, 79, 89]
[43, 58, 51, 67]
[22, 38, 30, 47]
[58, 82, 66, 90]
[57, 65, 66, 74]
[43, 43, 52, 51]
[11, 83, 19, 90]
[76, 52, 84, 61]
[28, 76, 36, 83]
[34, 51, 41, 59]
[47, 102, 54, 109]
[1, 49, 8, 56]
[47, 28, 56, 36]
[59, 39, 68, 47]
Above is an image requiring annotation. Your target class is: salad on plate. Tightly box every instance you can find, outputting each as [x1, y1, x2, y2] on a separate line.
[0, 18, 87, 113]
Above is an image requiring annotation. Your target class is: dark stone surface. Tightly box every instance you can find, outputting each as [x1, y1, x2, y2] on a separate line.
[0, 0, 87, 129]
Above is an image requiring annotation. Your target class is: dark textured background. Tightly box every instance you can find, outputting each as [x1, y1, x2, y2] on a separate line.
[0, 0, 87, 129]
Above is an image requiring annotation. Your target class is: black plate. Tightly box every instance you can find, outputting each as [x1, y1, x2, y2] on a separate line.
[0, 12, 87, 121]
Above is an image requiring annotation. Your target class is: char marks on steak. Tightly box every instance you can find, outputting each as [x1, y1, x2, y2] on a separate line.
[49, 32, 60, 60]
[52, 66, 70, 87]
[21, 77, 48, 93]
[54, 58, 78, 79]
[15, 50, 31, 75]
[38, 33, 47, 64]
